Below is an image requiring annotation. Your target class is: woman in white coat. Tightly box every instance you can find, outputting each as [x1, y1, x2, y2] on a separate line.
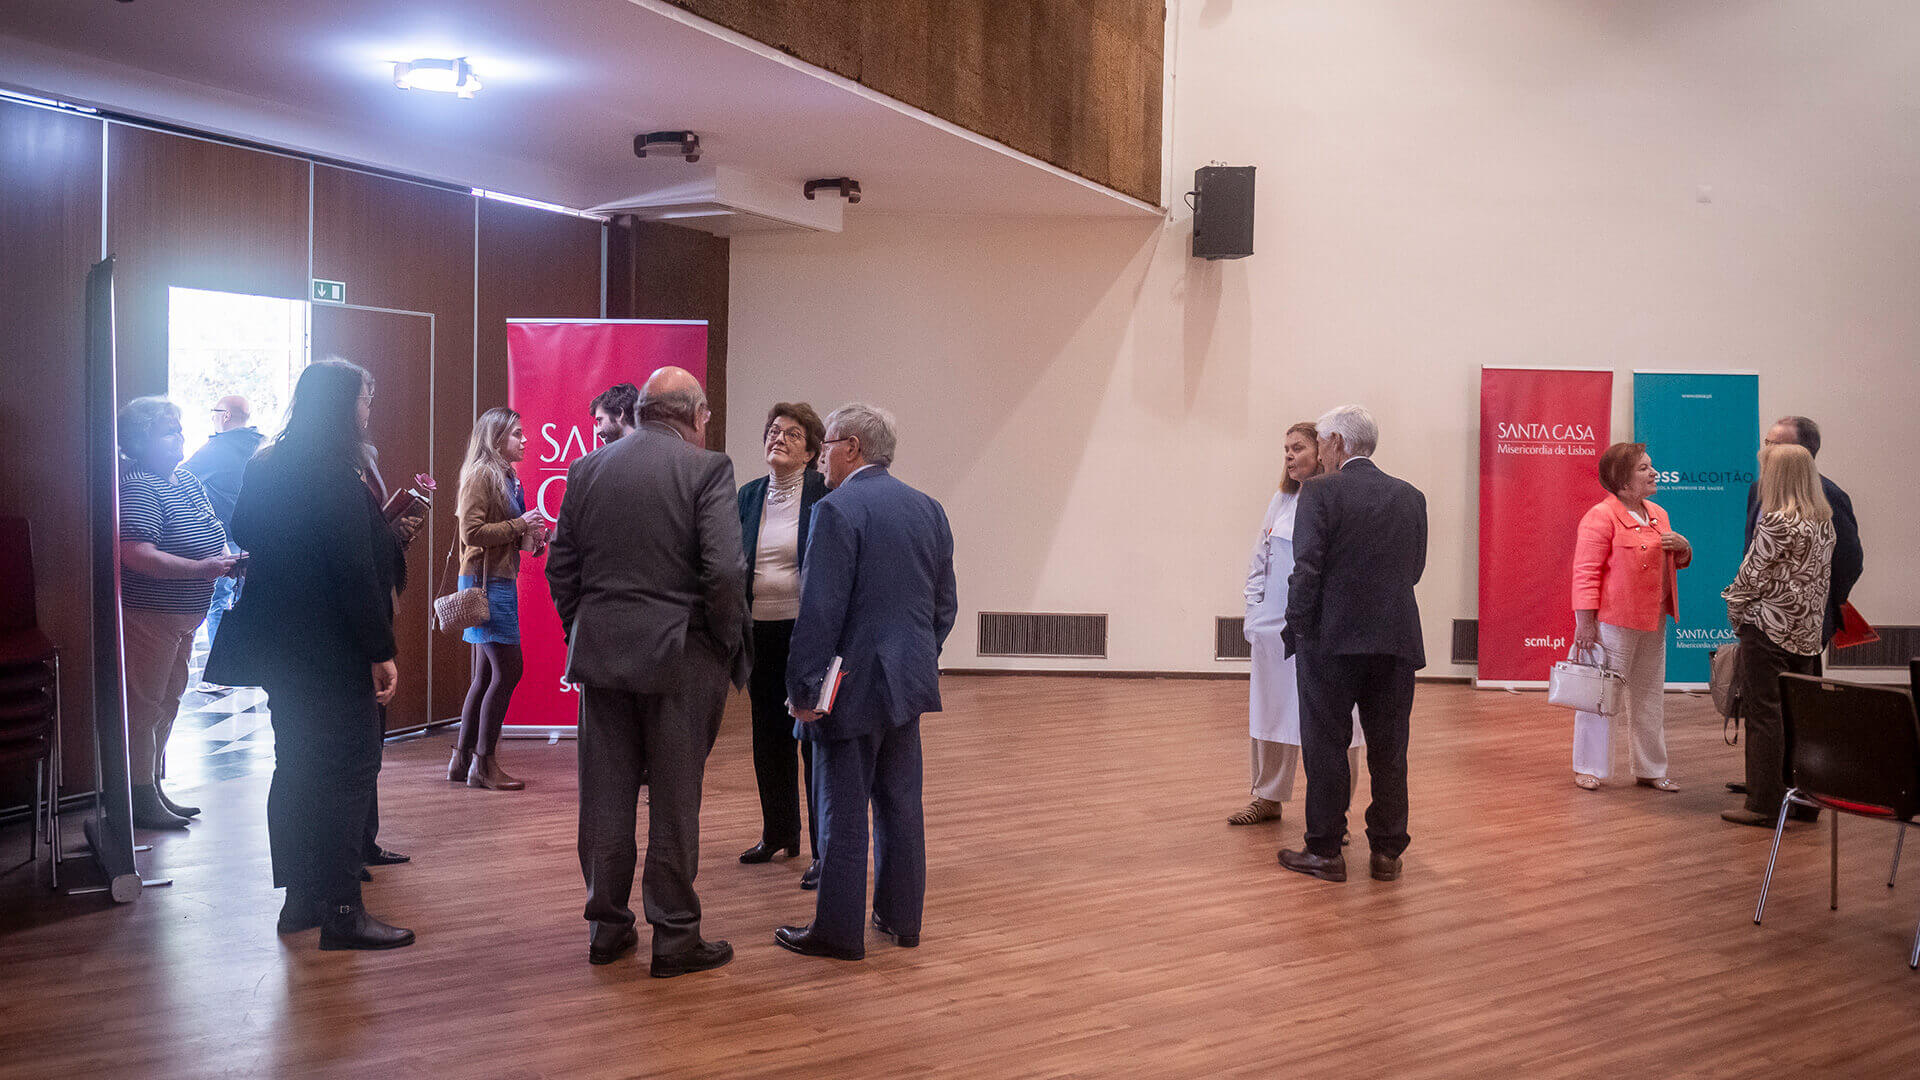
[1229, 421, 1364, 826]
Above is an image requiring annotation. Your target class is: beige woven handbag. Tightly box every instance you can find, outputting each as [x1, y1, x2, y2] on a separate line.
[431, 540, 489, 635]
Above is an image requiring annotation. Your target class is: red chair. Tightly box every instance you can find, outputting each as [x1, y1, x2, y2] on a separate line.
[1754, 672, 1920, 968]
[0, 516, 63, 887]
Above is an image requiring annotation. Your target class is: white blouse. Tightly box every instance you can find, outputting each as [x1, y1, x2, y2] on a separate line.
[752, 489, 803, 621]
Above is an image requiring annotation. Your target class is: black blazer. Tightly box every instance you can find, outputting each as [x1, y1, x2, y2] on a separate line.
[1745, 475, 1863, 645]
[737, 469, 830, 612]
[204, 448, 403, 690]
[1282, 458, 1428, 668]
[545, 422, 750, 693]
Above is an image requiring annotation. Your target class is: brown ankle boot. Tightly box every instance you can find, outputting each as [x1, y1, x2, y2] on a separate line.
[467, 753, 525, 791]
[448, 747, 473, 782]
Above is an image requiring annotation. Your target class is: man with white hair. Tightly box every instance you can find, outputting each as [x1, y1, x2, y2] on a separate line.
[1278, 405, 1428, 884]
[776, 403, 957, 961]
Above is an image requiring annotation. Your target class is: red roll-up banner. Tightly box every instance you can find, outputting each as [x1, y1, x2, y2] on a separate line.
[1476, 367, 1613, 687]
[502, 319, 708, 730]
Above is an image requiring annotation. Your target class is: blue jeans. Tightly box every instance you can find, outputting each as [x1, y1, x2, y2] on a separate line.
[205, 569, 239, 647]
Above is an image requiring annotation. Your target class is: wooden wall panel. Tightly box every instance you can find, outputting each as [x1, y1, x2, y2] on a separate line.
[608, 219, 731, 451]
[474, 199, 602, 419]
[105, 125, 309, 399]
[665, 0, 1165, 204]
[311, 166, 476, 728]
[310, 306, 436, 732]
[0, 101, 104, 792]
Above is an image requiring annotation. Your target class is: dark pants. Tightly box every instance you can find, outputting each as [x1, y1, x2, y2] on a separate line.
[1298, 649, 1415, 859]
[264, 676, 383, 906]
[809, 718, 926, 953]
[1738, 622, 1823, 817]
[576, 643, 727, 957]
[458, 642, 523, 755]
[748, 620, 817, 855]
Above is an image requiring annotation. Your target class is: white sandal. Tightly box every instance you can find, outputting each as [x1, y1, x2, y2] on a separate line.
[1637, 777, 1680, 792]
[1574, 773, 1601, 791]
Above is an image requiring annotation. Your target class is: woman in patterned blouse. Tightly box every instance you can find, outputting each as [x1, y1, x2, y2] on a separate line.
[1720, 444, 1836, 827]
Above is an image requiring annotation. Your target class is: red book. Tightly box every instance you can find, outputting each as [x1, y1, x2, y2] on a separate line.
[1830, 602, 1880, 651]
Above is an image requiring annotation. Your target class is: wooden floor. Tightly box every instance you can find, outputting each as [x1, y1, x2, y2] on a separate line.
[3, 677, 1918, 1078]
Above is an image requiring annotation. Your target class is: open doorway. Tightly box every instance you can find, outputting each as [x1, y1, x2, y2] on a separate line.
[164, 286, 309, 785]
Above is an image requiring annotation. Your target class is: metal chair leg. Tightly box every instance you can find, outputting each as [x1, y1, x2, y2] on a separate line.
[48, 656, 61, 890]
[1831, 810, 1841, 912]
[1911, 912, 1920, 970]
[1756, 791, 1796, 924]
[30, 758, 42, 866]
[1892, 823, 1907, 889]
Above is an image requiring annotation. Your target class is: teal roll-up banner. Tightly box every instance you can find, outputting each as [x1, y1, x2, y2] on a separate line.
[1632, 371, 1759, 685]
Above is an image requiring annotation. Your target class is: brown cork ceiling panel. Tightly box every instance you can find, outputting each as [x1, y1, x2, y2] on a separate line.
[665, 0, 1164, 205]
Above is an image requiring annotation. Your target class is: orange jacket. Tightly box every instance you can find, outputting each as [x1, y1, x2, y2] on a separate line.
[1570, 495, 1689, 632]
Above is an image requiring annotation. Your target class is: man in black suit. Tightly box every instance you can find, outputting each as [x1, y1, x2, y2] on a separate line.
[1724, 415, 1865, 817]
[546, 366, 749, 975]
[1278, 405, 1428, 884]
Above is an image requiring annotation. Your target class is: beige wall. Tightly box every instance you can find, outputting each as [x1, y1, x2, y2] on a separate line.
[725, 0, 1920, 676]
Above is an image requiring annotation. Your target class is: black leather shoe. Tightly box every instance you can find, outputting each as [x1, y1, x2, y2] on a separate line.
[799, 859, 822, 890]
[154, 782, 201, 818]
[588, 926, 639, 966]
[740, 840, 800, 864]
[318, 904, 415, 950]
[1278, 849, 1347, 882]
[276, 894, 323, 934]
[359, 867, 373, 882]
[774, 924, 862, 961]
[872, 913, 919, 948]
[651, 938, 733, 978]
[364, 847, 411, 866]
[1369, 853, 1403, 881]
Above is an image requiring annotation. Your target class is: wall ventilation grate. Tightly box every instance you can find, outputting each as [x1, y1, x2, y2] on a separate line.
[1452, 619, 1478, 665]
[1828, 626, 1920, 669]
[1216, 617, 1251, 660]
[977, 612, 1107, 659]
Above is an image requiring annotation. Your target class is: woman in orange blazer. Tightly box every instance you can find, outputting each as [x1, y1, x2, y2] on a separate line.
[1568, 442, 1692, 792]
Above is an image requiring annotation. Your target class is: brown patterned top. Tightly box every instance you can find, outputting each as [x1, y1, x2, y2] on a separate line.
[1722, 512, 1836, 656]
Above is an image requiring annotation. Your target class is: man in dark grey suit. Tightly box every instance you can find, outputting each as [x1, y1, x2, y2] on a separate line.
[774, 403, 957, 961]
[1279, 405, 1427, 884]
[546, 366, 749, 975]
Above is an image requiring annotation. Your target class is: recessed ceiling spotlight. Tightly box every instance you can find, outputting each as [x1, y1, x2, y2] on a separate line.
[393, 57, 481, 98]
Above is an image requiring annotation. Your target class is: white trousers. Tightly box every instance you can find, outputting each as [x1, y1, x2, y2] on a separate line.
[1571, 621, 1669, 780]
[1251, 739, 1361, 803]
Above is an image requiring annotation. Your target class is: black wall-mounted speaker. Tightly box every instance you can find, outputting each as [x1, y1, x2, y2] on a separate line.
[1191, 166, 1255, 260]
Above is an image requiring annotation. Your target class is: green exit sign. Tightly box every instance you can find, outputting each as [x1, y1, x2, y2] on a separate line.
[312, 279, 346, 304]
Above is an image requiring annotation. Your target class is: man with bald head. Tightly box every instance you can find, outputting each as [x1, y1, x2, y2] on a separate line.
[546, 366, 749, 975]
[182, 394, 265, 656]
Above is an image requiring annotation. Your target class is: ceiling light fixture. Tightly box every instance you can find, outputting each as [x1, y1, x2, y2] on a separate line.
[393, 57, 481, 98]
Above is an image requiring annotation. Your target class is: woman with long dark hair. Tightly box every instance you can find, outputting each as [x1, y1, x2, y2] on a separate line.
[204, 358, 413, 950]
[449, 406, 545, 790]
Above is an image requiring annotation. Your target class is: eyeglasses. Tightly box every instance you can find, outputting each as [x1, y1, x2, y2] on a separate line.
[822, 436, 854, 447]
[210, 408, 229, 416]
[766, 427, 809, 446]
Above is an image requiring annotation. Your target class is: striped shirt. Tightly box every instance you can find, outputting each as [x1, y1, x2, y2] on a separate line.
[120, 467, 229, 613]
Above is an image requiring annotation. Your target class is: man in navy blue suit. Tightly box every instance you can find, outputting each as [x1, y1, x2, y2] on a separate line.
[776, 403, 957, 961]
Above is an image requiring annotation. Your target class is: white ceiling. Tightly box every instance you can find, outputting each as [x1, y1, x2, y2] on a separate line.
[0, 0, 1160, 220]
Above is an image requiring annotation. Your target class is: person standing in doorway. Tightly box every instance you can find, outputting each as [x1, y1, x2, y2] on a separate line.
[181, 394, 264, 676]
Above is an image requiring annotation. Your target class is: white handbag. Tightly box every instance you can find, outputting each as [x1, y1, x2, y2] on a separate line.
[1547, 643, 1624, 716]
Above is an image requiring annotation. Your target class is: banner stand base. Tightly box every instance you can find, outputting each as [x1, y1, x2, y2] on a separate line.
[503, 728, 577, 741]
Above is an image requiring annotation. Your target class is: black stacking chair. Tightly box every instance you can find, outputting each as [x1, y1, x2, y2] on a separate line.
[0, 517, 63, 887]
[1753, 672, 1920, 968]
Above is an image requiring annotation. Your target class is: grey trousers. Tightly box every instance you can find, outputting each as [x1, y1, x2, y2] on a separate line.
[577, 645, 727, 957]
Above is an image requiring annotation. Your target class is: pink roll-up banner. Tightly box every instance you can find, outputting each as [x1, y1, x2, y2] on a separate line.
[1476, 367, 1614, 687]
[502, 319, 708, 732]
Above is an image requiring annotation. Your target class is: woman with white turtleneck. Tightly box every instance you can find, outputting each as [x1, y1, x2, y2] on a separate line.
[736, 402, 832, 890]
